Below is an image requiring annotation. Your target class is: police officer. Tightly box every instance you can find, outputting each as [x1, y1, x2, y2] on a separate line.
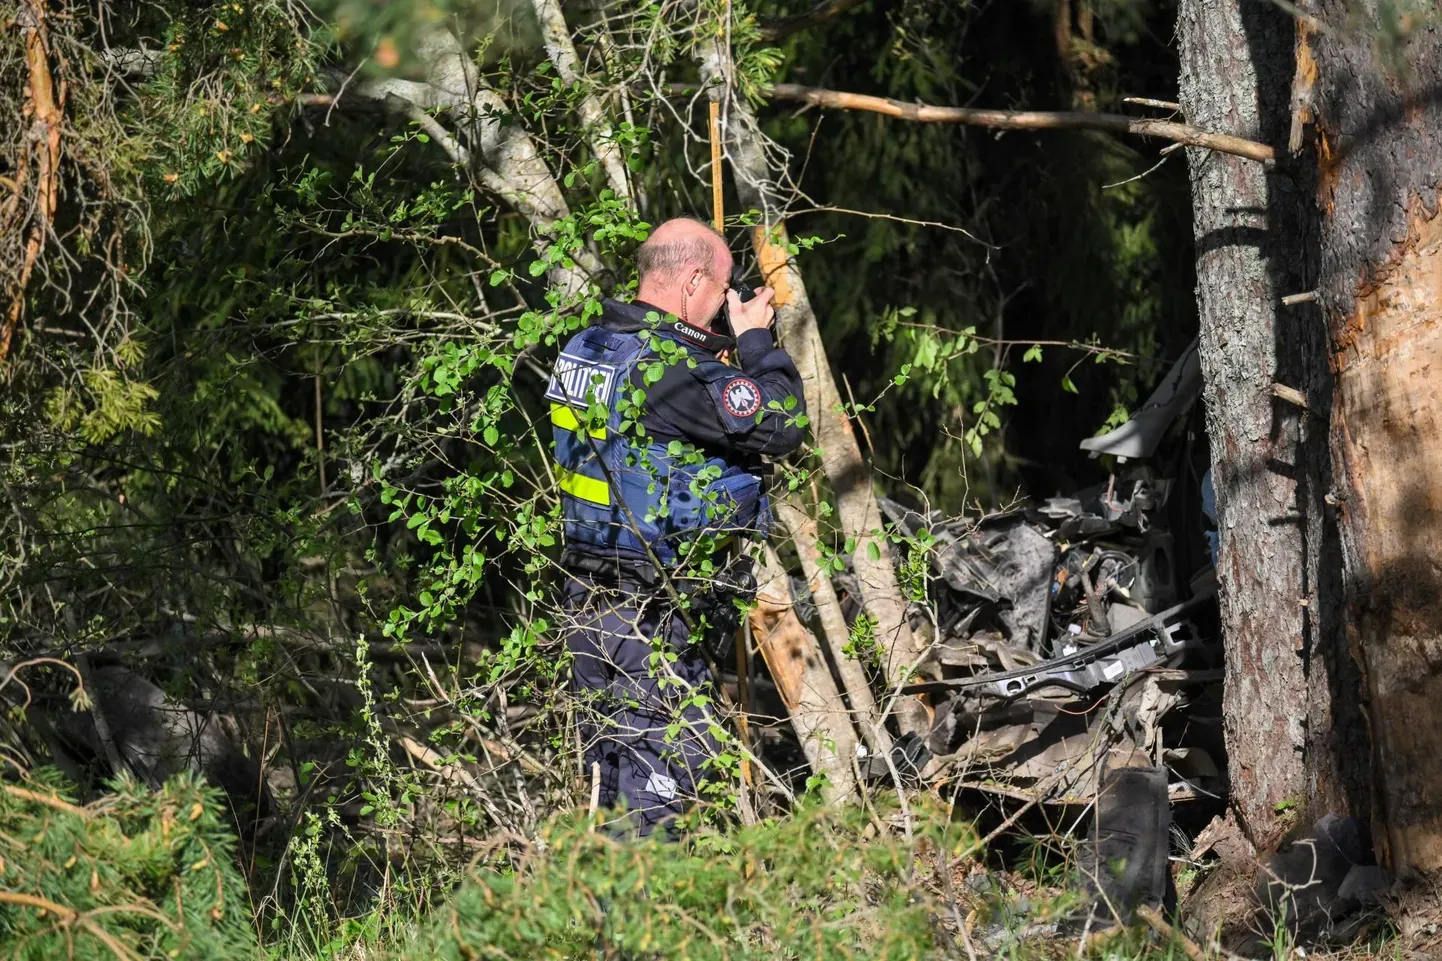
[548, 217, 807, 836]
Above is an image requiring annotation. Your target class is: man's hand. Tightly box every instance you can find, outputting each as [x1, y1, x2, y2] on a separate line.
[726, 286, 776, 335]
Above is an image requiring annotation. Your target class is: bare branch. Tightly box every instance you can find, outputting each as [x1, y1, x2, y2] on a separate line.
[684, 82, 1277, 164]
[323, 27, 605, 294]
[397, 99, 471, 166]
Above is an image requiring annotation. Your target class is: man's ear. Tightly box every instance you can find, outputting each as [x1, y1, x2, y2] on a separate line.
[685, 268, 702, 296]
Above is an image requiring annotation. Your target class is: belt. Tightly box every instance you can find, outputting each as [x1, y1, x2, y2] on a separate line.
[561, 550, 757, 601]
[561, 550, 661, 591]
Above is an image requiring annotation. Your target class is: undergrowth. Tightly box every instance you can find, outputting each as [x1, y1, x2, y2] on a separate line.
[2, 769, 1396, 961]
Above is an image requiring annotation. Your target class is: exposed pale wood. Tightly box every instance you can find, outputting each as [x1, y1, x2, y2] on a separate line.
[1327, 210, 1442, 871]
[749, 543, 858, 801]
[708, 102, 724, 232]
[695, 38, 934, 739]
[1304, 0, 1442, 880]
[2, 0, 63, 365]
[774, 498, 892, 759]
[1268, 382, 1310, 410]
[1288, 12, 1319, 153]
[759, 83, 1276, 163]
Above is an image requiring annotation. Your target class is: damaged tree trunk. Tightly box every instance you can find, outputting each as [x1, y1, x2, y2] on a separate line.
[774, 498, 892, 759]
[1177, 0, 1358, 851]
[1311, 1, 1442, 880]
[749, 542, 860, 802]
[695, 42, 934, 740]
[2, 0, 63, 366]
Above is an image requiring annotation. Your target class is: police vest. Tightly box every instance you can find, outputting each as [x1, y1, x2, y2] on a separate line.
[546, 325, 770, 568]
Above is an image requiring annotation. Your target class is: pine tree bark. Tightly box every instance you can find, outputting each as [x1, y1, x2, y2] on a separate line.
[1311, 0, 1442, 879]
[1177, 0, 1360, 851]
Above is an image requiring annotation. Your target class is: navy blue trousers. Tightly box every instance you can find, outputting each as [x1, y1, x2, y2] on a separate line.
[563, 575, 723, 836]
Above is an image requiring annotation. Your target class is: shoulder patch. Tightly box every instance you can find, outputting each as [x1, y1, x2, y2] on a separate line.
[720, 377, 762, 418]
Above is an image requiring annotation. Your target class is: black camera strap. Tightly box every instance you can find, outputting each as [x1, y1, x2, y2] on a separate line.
[662, 319, 734, 355]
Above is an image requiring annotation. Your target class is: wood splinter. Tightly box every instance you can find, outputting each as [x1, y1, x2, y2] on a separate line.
[1269, 382, 1310, 410]
[1281, 291, 1317, 306]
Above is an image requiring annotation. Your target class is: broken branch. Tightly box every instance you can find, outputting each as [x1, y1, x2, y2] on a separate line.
[1269, 382, 1310, 410]
[2, 784, 90, 819]
[3, 0, 65, 366]
[1135, 904, 1231, 961]
[757, 84, 1276, 163]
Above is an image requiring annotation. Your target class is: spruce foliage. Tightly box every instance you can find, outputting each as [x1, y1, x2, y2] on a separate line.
[0, 771, 257, 961]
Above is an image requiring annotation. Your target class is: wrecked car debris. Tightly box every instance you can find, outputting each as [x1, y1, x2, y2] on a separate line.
[903, 593, 1210, 702]
[1076, 765, 1173, 926]
[877, 480, 1219, 807]
[861, 340, 1222, 810]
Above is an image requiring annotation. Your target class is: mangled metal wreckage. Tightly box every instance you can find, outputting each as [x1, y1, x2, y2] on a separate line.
[885, 337, 1223, 808]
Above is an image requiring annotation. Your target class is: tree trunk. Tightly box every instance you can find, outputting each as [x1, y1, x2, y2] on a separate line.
[694, 39, 934, 739]
[350, 26, 603, 295]
[529, 0, 634, 204]
[1312, 0, 1442, 879]
[774, 498, 892, 759]
[1177, 0, 1361, 851]
[750, 542, 860, 802]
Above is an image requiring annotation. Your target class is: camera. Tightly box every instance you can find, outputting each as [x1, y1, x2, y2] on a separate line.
[716, 266, 757, 339]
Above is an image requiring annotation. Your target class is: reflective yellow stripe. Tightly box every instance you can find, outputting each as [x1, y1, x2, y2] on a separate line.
[557, 466, 611, 506]
[550, 403, 606, 439]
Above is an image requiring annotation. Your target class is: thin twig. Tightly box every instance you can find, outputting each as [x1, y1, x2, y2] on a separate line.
[1102, 150, 1174, 190]
[0, 657, 86, 711]
[1136, 905, 1212, 961]
[785, 205, 994, 247]
[587, 760, 601, 829]
[1122, 96, 1181, 112]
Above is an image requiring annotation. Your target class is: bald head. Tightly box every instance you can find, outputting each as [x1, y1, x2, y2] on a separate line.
[635, 218, 734, 327]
